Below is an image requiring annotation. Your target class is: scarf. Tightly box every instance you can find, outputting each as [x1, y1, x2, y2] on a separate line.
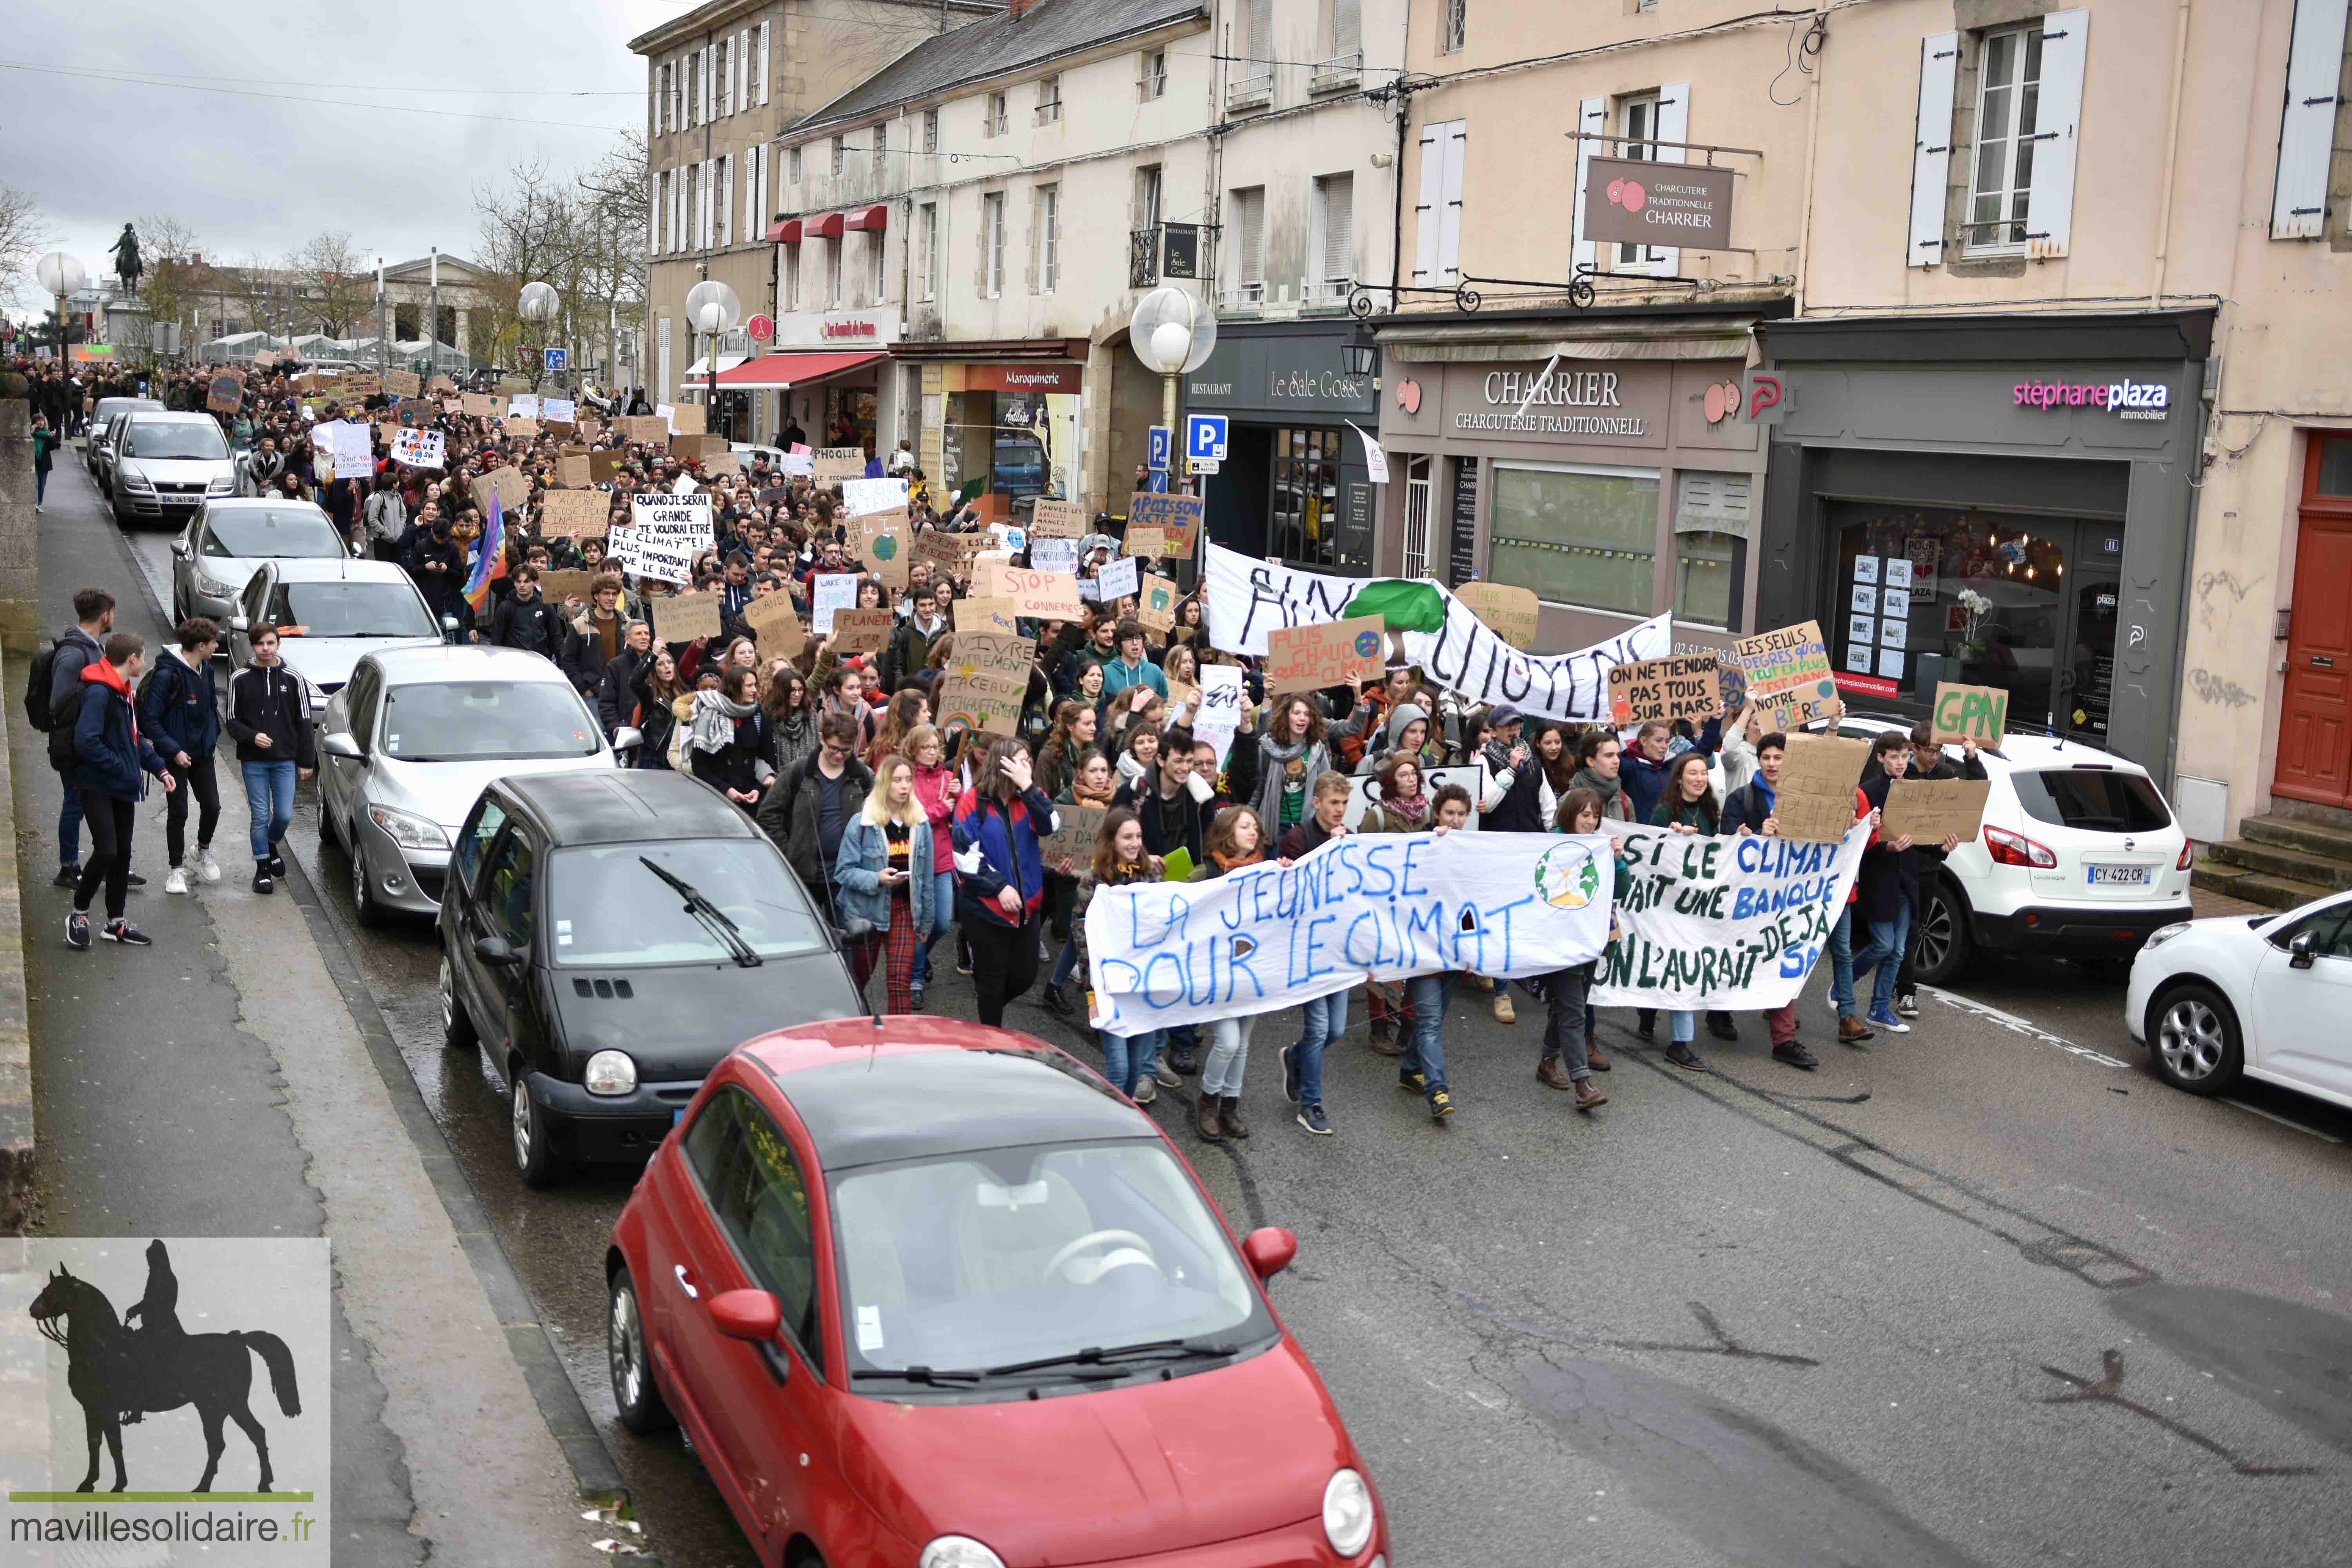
[1209, 847, 1264, 875]
[690, 688, 757, 754]
[1572, 765, 1625, 812]
[1071, 777, 1116, 808]
[1381, 790, 1431, 831]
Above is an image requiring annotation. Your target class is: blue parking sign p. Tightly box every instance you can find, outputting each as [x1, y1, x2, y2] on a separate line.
[1185, 413, 1228, 463]
[1147, 425, 1171, 472]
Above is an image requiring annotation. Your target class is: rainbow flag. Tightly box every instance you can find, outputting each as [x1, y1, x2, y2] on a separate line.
[463, 488, 507, 615]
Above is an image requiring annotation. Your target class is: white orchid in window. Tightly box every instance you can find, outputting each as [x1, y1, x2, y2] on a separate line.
[1955, 587, 1993, 656]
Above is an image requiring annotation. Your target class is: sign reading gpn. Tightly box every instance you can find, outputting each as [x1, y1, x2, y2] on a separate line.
[1581, 156, 1735, 251]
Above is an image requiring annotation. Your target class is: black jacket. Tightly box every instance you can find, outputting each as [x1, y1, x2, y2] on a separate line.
[138, 650, 221, 762]
[223, 664, 317, 768]
[688, 707, 774, 798]
[490, 592, 566, 659]
[1112, 778, 1205, 865]
[1856, 774, 1915, 923]
[595, 647, 643, 736]
[403, 527, 468, 616]
[756, 752, 872, 897]
[1720, 778, 1774, 836]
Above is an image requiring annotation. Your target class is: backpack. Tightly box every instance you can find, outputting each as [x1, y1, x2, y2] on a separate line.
[47, 673, 89, 771]
[22, 638, 63, 733]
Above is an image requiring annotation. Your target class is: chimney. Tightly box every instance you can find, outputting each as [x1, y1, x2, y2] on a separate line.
[1006, 0, 1035, 17]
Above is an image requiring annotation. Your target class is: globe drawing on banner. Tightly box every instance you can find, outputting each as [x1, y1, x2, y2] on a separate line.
[1534, 840, 1604, 911]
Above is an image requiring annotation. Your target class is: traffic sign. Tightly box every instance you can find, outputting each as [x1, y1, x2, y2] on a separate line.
[746, 314, 775, 342]
[1187, 457, 1220, 476]
[1185, 414, 1228, 463]
[543, 347, 568, 372]
[1146, 424, 1171, 472]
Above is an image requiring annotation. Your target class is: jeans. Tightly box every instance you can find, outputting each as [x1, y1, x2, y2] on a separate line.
[1201, 1015, 1256, 1098]
[910, 869, 955, 988]
[1097, 1029, 1165, 1098]
[34, 467, 48, 506]
[1403, 973, 1455, 1091]
[1292, 989, 1349, 1109]
[1543, 969, 1593, 1080]
[241, 759, 296, 860]
[57, 784, 83, 867]
[1852, 903, 1912, 1018]
[1829, 907, 1858, 1018]
[164, 754, 220, 867]
[1048, 933, 1082, 990]
[1669, 1010, 1697, 1045]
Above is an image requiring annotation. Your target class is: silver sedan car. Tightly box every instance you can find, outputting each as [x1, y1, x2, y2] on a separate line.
[315, 645, 640, 924]
[170, 499, 349, 628]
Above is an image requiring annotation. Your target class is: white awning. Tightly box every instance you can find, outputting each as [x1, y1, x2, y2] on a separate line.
[681, 353, 748, 378]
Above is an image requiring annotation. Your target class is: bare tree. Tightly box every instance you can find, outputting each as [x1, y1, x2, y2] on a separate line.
[0, 183, 47, 307]
[577, 133, 651, 385]
[475, 157, 588, 383]
[286, 230, 370, 337]
[219, 252, 284, 339]
[132, 212, 208, 349]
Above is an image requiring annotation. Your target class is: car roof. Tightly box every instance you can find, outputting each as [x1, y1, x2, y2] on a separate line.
[739, 1022, 1149, 1171]
[268, 557, 417, 584]
[203, 497, 332, 516]
[97, 397, 162, 412]
[1807, 710, 2150, 778]
[365, 644, 572, 685]
[124, 410, 221, 425]
[493, 769, 758, 846]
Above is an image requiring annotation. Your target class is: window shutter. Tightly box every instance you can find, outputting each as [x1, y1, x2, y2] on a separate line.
[1411, 125, 1444, 281]
[1239, 189, 1265, 283]
[976, 198, 991, 294]
[1906, 33, 1959, 267]
[674, 171, 685, 256]
[758, 20, 771, 105]
[703, 159, 715, 249]
[1648, 83, 1690, 277]
[720, 154, 733, 247]
[2024, 9, 2089, 259]
[1321, 174, 1354, 279]
[1250, 0, 1272, 60]
[701, 45, 713, 123]
[1571, 98, 1606, 277]
[650, 177, 661, 256]
[1024, 192, 1041, 293]
[1436, 121, 1466, 283]
[737, 29, 750, 114]
[1333, 0, 1361, 58]
[2274, 0, 2349, 237]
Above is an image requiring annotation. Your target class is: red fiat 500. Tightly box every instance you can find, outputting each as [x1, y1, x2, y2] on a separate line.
[606, 1018, 1389, 1568]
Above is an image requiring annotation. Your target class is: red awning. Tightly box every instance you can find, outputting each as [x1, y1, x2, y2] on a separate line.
[808, 212, 845, 238]
[843, 204, 889, 232]
[763, 218, 801, 243]
[714, 350, 886, 389]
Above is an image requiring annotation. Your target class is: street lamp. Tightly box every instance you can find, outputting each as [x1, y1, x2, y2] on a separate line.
[1128, 286, 1217, 493]
[1342, 338, 1377, 378]
[35, 252, 85, 362]
[517, 281, 558, 394]
[685, 279, 740, 441]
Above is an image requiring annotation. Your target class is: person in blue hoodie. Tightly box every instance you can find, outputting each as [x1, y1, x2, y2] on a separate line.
[950, 734, 1060, 1027]
[67, 632, 177, 951]
[138, 617, 224, 895]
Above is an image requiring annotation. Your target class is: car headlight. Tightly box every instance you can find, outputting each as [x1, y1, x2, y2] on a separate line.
[121, 470, 154, 492]
[365, 804, 450, 851]
[1323, 1468, 1375, 1557]
[583, 1050, 637, 1097]
[2140, 922, 2190, 953]
[919, 1538, 1006, 1568]
[208, 475, 235, 493]
[193, 571, 232, 597]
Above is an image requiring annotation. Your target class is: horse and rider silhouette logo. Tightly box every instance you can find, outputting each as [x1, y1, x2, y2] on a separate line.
[26, 1240, 302, 1495]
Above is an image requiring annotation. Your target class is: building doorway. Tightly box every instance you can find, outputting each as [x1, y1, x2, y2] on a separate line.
[2275, 437, 2352, 808]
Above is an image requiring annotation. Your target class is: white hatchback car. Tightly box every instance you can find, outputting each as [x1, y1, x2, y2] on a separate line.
[1803, 712, 2192, 983]
[2126, 890, 2352, 1107]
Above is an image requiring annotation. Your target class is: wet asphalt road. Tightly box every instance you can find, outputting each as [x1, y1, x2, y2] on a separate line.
[120, 527, 2352, 1568]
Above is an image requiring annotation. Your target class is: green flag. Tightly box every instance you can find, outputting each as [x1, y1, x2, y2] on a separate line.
[1341, 580, 1448, 634]
[955, 475, 987, 504]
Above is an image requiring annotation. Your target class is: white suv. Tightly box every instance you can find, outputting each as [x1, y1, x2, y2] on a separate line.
[1803, 712, 2192, 984]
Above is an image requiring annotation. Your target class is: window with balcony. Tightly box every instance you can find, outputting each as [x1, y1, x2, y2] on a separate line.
[924, 109, 940, 152]
[1441, 0, 1466, 54]
[1036, 76, 1062, 124]
[1140, 50, 1167, 100]
[1966, 25, 2043, 255]
[1227, 186, 1266, 307]
[987, 93, 1009, 136]
[1229, 0, 1273, 109]
[1137, 164, 1163, 229]
[1315, 0, 1363, 90]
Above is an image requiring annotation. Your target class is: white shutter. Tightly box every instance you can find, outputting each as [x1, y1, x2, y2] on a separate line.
[1650, 83, 1689, 276]
[1333, 0, 1361, 58]
[757, 20, 771, 105]
[1320, 174, 1354, 279]
[1571, 97, 1606, 277]
[1907, 34, 1959, 267]
[701, 45, 713, 124]
[1436, 121, 1466, 281]
[2024, 9, 2089, 259]
[2274, 0, 2350, 237]
[673, 171, 684, 256]
[737, 29, 750, 115]
[720, 154, 733, 247]
[650, 178, 661, 257]
[1411, 123, 1445, 281]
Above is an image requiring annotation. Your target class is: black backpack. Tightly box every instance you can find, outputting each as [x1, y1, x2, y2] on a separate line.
[46, 670, 89, 771]
[22, 638, 62, 733]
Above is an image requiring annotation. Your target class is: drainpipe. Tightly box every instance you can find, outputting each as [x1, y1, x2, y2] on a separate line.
[1388, 79, 1410, 303]
[1790, 1, 1830, 317]
[2146, 0, 2192, 305]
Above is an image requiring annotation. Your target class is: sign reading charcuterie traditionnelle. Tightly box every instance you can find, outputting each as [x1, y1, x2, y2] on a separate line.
[1580, 156, 1736, 251]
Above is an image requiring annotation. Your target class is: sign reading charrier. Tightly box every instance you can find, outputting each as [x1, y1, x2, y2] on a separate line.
[1580, 156, 1735, 252]
[1461, 366, 1649, 439]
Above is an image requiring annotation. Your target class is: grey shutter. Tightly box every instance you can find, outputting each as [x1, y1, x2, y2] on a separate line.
[1333, 0, 1361, 58]
[2024, 9, 2089, 259]
[2274, 0, 2349, 237]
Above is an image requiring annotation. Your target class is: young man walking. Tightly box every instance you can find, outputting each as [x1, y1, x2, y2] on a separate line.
[1280, 772, 1357, 1136]
[1722, 732, 1820, 1070]
[140, 617, 225, 894]
[43, 588, 127, 890]
[65, 633, 178, 949]
[224, 625, 316, 894]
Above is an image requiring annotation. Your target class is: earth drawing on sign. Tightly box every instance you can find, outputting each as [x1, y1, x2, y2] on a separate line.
[1353, 629, 1381, 661]
[1534, 840, 1603, 911]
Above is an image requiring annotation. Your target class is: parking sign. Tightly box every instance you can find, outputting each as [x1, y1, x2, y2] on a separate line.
[1185, 413, 1228, 463]
[544, 347, 568, 372]
[1147, 425, 1171, 472]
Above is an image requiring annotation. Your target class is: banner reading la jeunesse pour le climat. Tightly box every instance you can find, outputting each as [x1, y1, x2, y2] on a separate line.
[1589, 819, 1871, 1010]
[1085, 830, 1615, 1034]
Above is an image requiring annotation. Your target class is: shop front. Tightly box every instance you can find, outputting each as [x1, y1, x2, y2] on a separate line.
[1374, 305, 1775, 659]
[899, 346, 1088, 522]
[1184, 320, 1382, 573]
[1753, 310, 2214, 784]
[718, 305, 898, 457]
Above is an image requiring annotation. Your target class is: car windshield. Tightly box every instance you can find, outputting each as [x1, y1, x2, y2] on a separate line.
[2013, 768, 2173, 833]
[205, 508, 344, 560]
[548, 840, 829, 965]
[381, 681, 600, 762]
[264, 582, 437, 639]
[833, 1140, 1265, 1380]
[122, 422, 229, 461]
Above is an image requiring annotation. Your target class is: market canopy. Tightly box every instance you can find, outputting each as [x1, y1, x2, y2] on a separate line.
[713, 350, 884, 389]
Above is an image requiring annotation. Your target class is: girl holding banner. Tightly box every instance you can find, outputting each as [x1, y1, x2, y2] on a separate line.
[1072, 809, 1170, 1106]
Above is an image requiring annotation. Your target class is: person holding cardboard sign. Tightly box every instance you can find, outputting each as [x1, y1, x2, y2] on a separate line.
[1849, 732, 1961, 1036]
[1880, 721, 1989, 1018]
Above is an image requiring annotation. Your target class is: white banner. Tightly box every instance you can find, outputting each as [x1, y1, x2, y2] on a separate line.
[1343, 765, 1483, 831]
[1202, 543, 1671, 722]
[1589, 819, 1871, 1010]
[509, 395, 540, 419]
[541, 397, 577, 424]
[621, 492, 711, 586]
[1194, 663, 1243, 765]
[1096, 556, 1140, 601]
[840, 476, 908, 517]
[390, 427, 445, 469]
[1085, 829, 1615, 1034]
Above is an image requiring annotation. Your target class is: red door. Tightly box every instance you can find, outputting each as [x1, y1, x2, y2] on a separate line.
[2276, 438, 2352, 807]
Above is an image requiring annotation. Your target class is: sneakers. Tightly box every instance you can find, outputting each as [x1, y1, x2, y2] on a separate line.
[1281, 1044, 1301, 1104]
[1165, 1043, 1197, 1075]
[1397, 1067, 1426, 1093]
[101, 920, 151, 947]
[196, 847, 221, 884]
[1196, 1093, 1224, 1143]
[1836, 1015, 1875, 1046]
[1867, 1006, 1911, 1035]
[1664, 1042, 1709, 1072]
[1153, 1058, 1182, 1089]
[1636, 1010, 1657, 1038]
[267, 851, 286, 879]
[165, 867, 189, 896]
[1296, 1102, 1334, 1136]
[955, 947, 973, 976]
[1428, 1089, 1455, 1120]
[1468, 974, 1494, 993]
[65, 912, 89, 951]
[1220, 1095, 1249, 1138]
[1573, 1078, 1608, 1111]
[1772, 1040, 1820, 1071]
[1537, 1057, 1574, 1091]
[1706, 1011, 1741, 1042]
[1040, 982, 1075, 1020]
[53, 863, 80, 889]
[1492, 993, 1515, 1025]
[124, 871, 147, 889]
[1132, 1078, 1157, 1106]
[252, 862, 274, 895]
[1896, 991, 1920, 1018]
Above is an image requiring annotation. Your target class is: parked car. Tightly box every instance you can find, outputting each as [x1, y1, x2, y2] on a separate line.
[318, 645, 638, 924]
[110, 411, 239, 529]
[1800, 712, 2192, 982]
[170, 499, 348, 627]
[606, 1017, 1387, 1568]
[442, 771, 862, 1185]
[86, 396, 163, 477]
[225, 557, 448, 719]
[2127, 889, 2352, 1106]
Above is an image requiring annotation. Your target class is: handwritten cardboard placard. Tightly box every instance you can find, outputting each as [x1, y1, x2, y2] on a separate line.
[814, 447, 866, 482]
[1095, 555, 1140, 602]
[383, 369, 421, 397]
[1734, 619, 1838, 728]
[1883, 779, 1992, 845]
[537, 568, 595, 606]
[743, 592, 804, 661]
[809, 572, 860, 635]
[470, 465, 531, 518]
[914, 528, 990, 577]
[703, 451, 742, 477]
[831, 608, 894, 655]
[540, 489, 611, 537]
[1127, 492, 1203, 554]
[1123, 526, 1169, 559]
[1138, 573, 1178, 633]
[206, 373, 244, 414]
[1457, 582, 1541, 651]
[1607, 654, 1720, 726]
[252, 350, 278, 370]
[840, 476, 909, 519]
[953, 596, 1021, 635]
[461, 392, 494, 418]
[855, 507, 910, 583]
[1030, 498, 1085, 538]
[1267, 615, 1385, 696]
[938, 631, 1036, 736]
[1029, 535, 1080, 574]
[669, 402, 706, 436]
[556, 454, 592, 488]
[588, 449, 624, 484]
[1775, 733, 1871, 844]
[507, 416, 542, 439]
[974, 561, 1083, 620]
[390, 426, 445, 470]
[619, 415, 670, 448]
[651, 590, 723, 644]
[1040, 802, 1107, 877]
[666, 433, 715, 463]
[1929, 682, 2009, 746]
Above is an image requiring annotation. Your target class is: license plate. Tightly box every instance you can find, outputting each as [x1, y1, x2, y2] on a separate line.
[2086, 864, 2151, 887]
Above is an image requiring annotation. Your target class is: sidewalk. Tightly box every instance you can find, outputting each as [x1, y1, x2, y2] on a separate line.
[16, 461, 608, 1564]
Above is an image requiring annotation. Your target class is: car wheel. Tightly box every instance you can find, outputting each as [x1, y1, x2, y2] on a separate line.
[512, 1075, 563, 1187]
[439, 954, 478, 1051]
[351, 844, 385, 928]
[2149, 982, 2243, 1096]
[607, 1265, 676, 1436]
[1913, 875, 1975, 986]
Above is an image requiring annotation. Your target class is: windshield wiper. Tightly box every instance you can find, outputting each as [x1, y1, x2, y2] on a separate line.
[981, 1338, 1240, 1377]
[638, 855, 762, 967]
[850, 1365, 982, 1385]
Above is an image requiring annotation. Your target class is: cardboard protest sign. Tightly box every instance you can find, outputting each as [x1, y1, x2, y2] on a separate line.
[426, 374, 454, 394]
[1029, 535, 1080, 574]
[1123, 526, 1169, 559]
[383, 369, 421, 397]
[1774, 734, 1871, 844]
[650, 591, 723, 645]
[1030, 499, 1084, 537]
[743, 592, 804, 661]
[1733, 619, 1838, 728]
[556, 454, 592, 488]
[541, 397, 577, 425]
[1040, 803, 1108, 876]
[831, 608, 894, 655]
[1928, 682, 2009, 746]
[508, 416, 544, 440]
[778, 451, 815, 477]
[206, 373, 244, 414]
[1267, 615, 1385, 695]
[252, 350, 278, 370]
[461, 392, 494, 419]
[1717, 658, 1749, 712]
[1456, 582, 1540, 651]
[666, 433, 716, 463]
[623, 492, 713, 584]
[537, 568, 595, 606]
[840, 476, 909, 519]
[1095, 556, 1140, 602]
[1883, 779, 1991, 844]
[588, 449, 623, 484]
[390, 427, 446, 470]
[856, 510, 909, 588]
[471, 465, 531, 517]
[815, 448, 867, 482]
[953, 596, 1021, 635]
[618, 416, 669, 448]
[669, 402, 706, 436]
[1127, 492, 1203, 554]
[702, 451, 742, 477]
[914, 528, 990, 578]
[937, 632, 1036, 736]
[974, 562, 1083, 620]
[1138, 574, 1178, 633]
[540, 490, 611, 537]
[1607, 654, 1720, 726]
[810, 573, 860, 635]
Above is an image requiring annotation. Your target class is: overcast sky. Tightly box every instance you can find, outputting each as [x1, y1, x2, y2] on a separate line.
[4, 0, 674, 306]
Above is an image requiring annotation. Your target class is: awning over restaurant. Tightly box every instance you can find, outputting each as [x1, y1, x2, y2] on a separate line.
[843, 205, 889, 232]
[764, 218, 801, 243]
[680, 352, 748, 377]
[713, 350, 886, 389]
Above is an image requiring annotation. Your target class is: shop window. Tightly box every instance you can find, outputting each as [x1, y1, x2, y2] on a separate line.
[1270, 427, 1345, 568]
[1672, 471, 1751, 631]
[1965, 26, 2042, 255]
[1488, 464, 1659, 617]
[1402, 454, 1434, 580]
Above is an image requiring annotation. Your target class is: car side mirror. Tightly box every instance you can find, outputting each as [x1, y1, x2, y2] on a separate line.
[228, 614, 249, 634]
[611, 726, 644, 753]
[707, 1289, 783, 1343]
[170, 538, 189, 557]
[2290, 930, 2318, 970]
[472, 934, 523, 967]
[1241, 1227, 1297, 1281]
[441, 615, 463, 644]
[319, 732, 363, 760]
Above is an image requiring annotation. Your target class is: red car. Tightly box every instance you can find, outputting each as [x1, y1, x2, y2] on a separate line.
[605, 1017, 1389, 1568]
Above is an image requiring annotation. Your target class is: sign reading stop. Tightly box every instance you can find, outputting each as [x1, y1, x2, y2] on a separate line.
[745, 314, 775, 342]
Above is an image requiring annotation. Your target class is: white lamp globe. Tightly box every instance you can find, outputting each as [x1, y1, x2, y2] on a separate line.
[684, 279, 742, 336]
[35, 253, 85, 296]
[517, 281, 559, 322]
[1127, 286, 1217, 375]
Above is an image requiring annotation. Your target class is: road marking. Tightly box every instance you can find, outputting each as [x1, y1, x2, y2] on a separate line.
[1920, 987, 2130, 1069]
[2219, 1097, 2348, 1144]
